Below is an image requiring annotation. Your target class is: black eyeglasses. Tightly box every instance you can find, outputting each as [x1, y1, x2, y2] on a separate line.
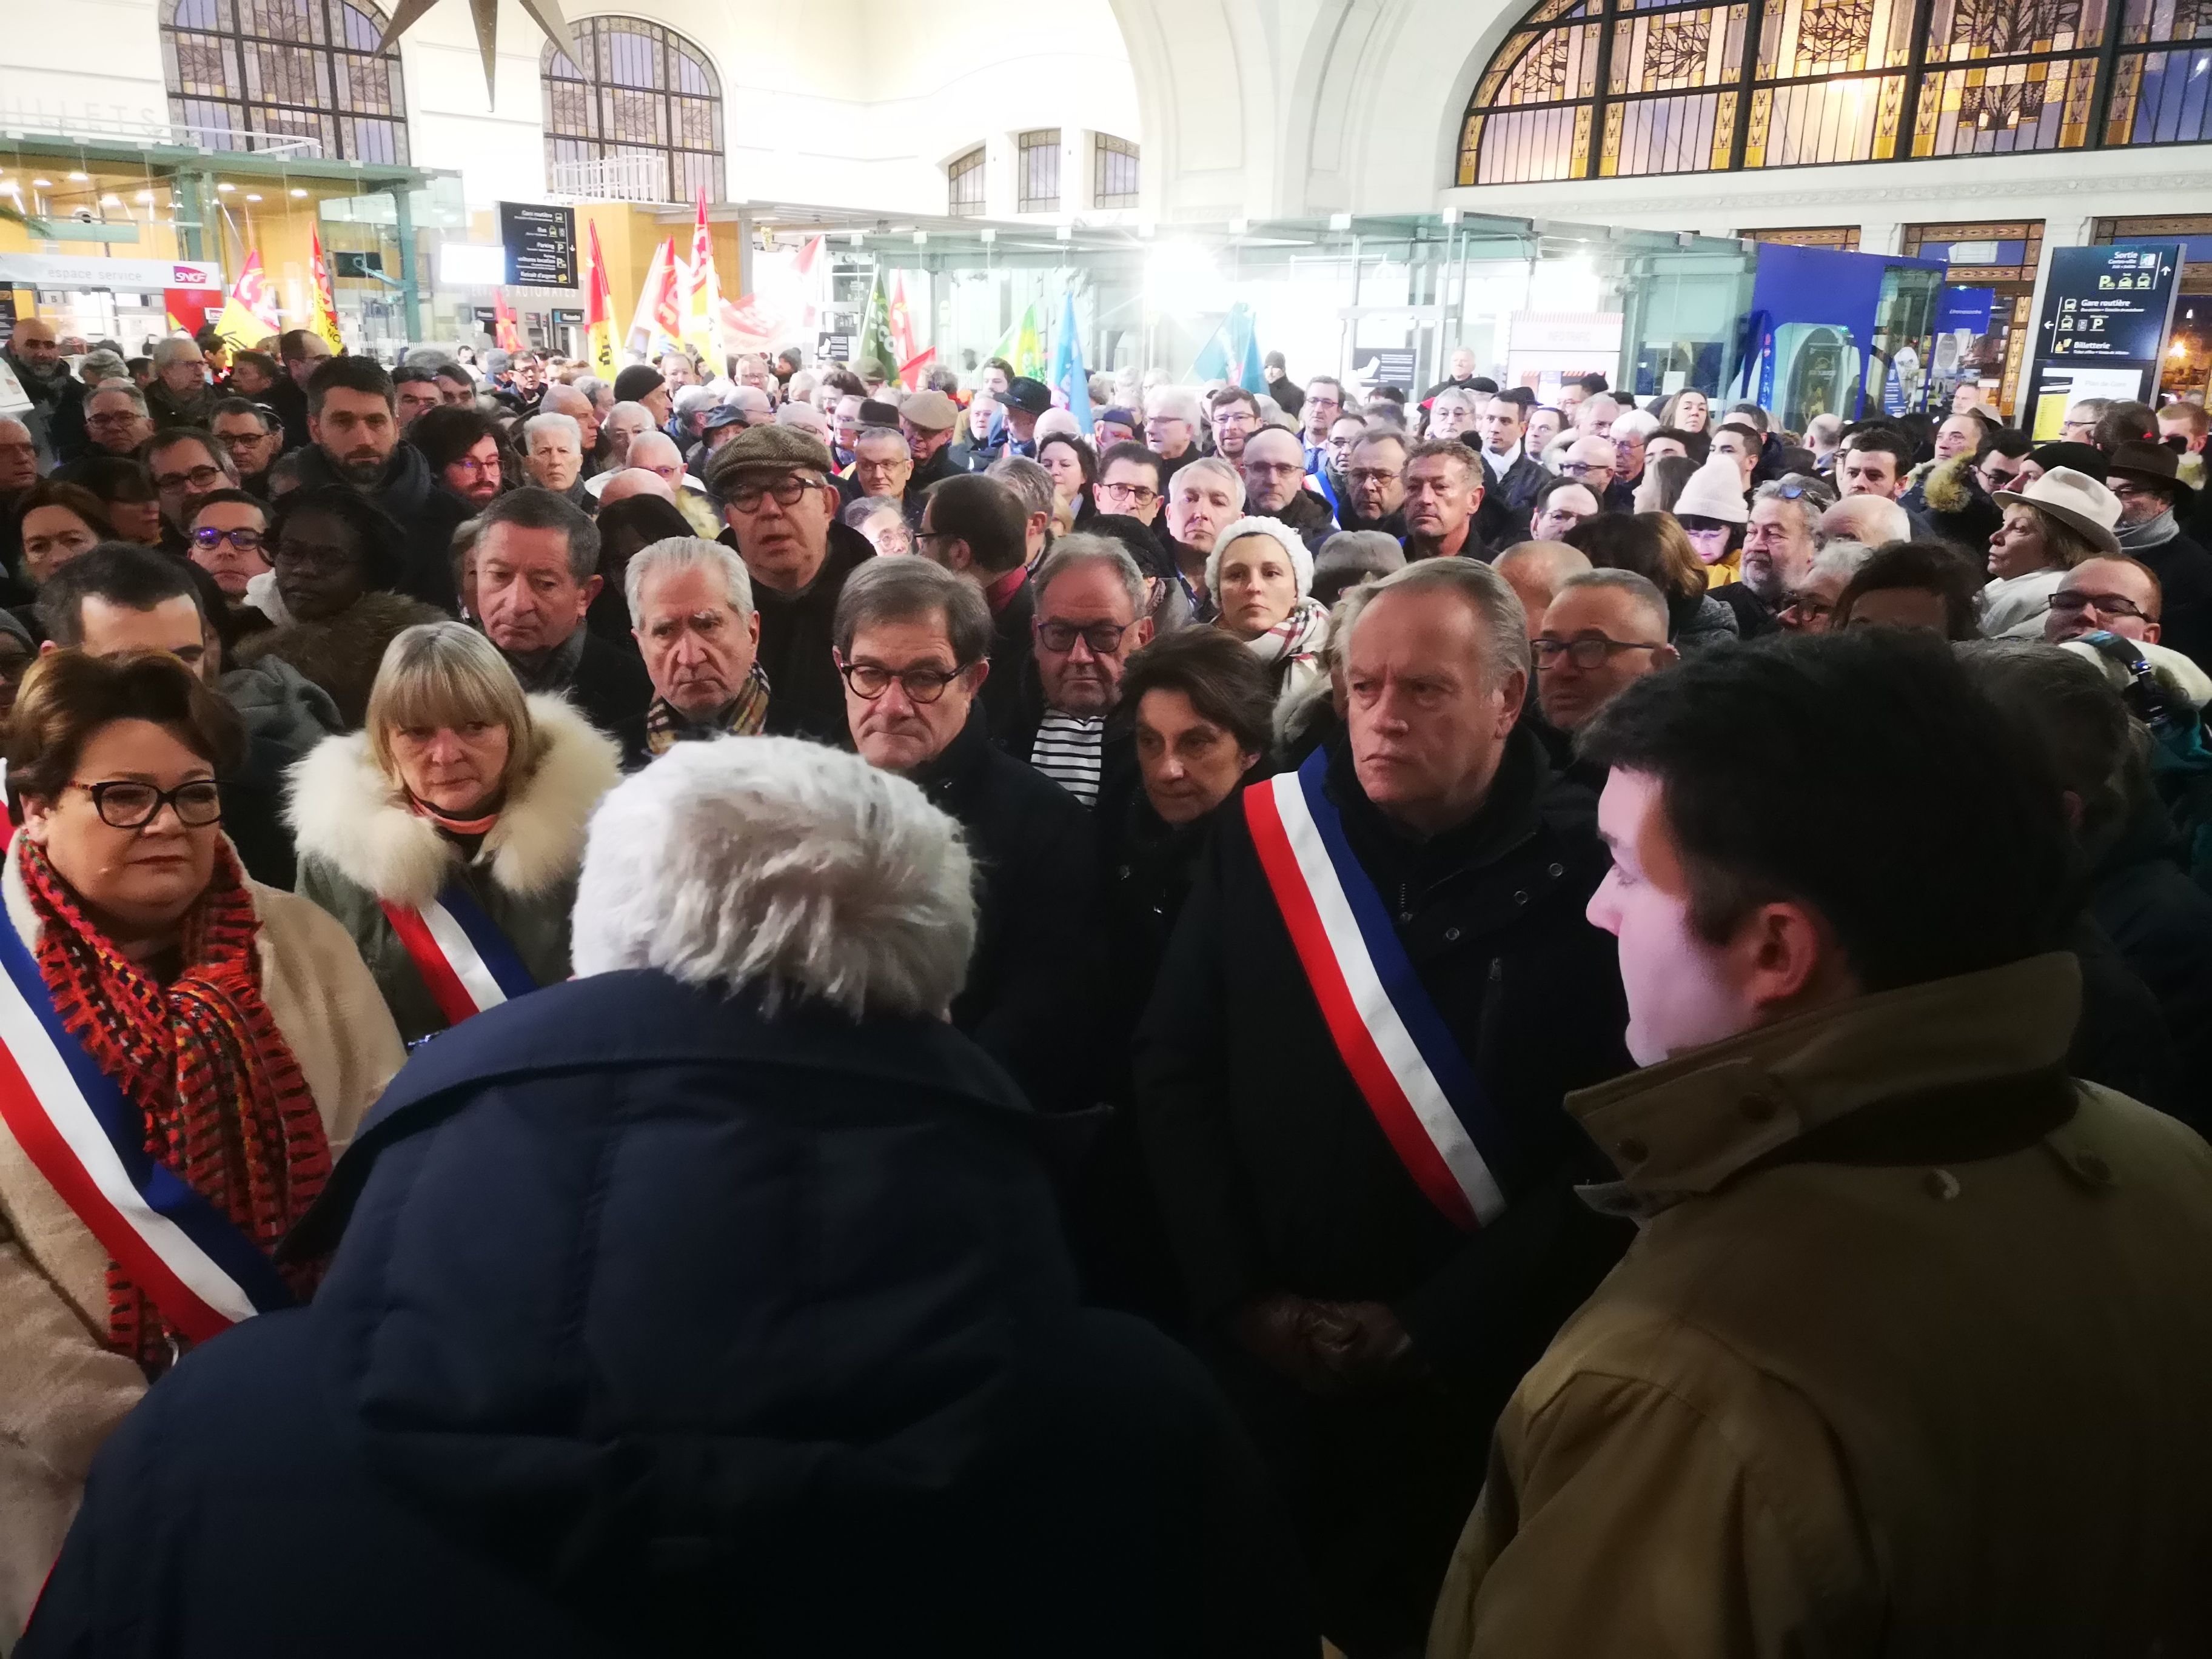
[191, 525, 265, 551]
[1533, 635, 1663, 669]
[1036, 618, 1134, 654]
[1097, 481, 1159, 507]
[155, 464, 226, 494]
[836, 658, 973, 703]
[2050, 591, 2153, 622]
[723, 474, 823, 511]
[70, 778, 223, 830]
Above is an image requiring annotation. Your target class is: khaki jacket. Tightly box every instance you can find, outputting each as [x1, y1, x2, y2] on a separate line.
[1430, 953, 2212, 1658]
[0, 844, 404, 1642]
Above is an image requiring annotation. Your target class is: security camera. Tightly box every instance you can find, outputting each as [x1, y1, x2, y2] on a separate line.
[72, 206, 95, 224]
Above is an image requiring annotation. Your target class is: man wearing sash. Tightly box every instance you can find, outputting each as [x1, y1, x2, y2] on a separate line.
[1135, 558, 1634, 1657]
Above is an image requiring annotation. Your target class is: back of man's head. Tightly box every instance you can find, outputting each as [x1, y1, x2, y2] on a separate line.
[1580, 631, 2075, 993]
[38, 541, 205, 647]
[926, 474, 1029, 577]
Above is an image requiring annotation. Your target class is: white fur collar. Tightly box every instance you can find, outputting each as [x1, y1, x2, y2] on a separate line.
[286, 694, 622, 907]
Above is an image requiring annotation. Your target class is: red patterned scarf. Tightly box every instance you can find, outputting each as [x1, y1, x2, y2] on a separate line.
[18, 840, 332, 1373]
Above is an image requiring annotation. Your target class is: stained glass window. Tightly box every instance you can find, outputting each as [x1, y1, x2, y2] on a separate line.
[1742, 224, 1864, 247]
[161, 0, 408, 163]
[1094, 135, 1141, 207]
[948, 146, 987, 217]
[543, 17, 723, 205]
[1460, 0, 2168, 181]
[1018, 130, 1062, 213]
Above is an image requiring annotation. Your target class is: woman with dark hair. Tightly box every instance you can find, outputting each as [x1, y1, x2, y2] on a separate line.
[0, 649, 401, 1628]
[588, 493, 695, 645]
[1082, 626, 1278, 1321]
[230, 486, 446, 728]
[1564, 511, 1741, 651]
[11, 480, 113, 607]
[67, 457, 163, 549]
[1834, 541, 1988, 641]
[1037, 430, 1099, 526]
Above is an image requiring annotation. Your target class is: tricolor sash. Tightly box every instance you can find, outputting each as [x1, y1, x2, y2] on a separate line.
[1245, 749, 1512, 1232]
[0, 910, 293, 1344]
[379, 882, 537, 1029]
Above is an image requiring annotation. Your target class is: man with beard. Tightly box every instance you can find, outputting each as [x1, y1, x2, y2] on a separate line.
[1340, 431, 1408, 537]
[4, 316, 87, 466]
[2103, 440, 2212, 671]
[408, 404, 505, 515]
[1726, 477, 1832, 632]
[292, 355, 469, 612]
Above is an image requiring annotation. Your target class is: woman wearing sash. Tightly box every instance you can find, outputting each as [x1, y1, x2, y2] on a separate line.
[289, 623, 621, 1045]
[0, 650, 403, 1632]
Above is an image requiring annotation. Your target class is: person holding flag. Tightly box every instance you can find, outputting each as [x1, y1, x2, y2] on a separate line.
[290, 623, 621, 1045]
[0, 648, 403, 1633]
[1134, 555, 1634, 1655]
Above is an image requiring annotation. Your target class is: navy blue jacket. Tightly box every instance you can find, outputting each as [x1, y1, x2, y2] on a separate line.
[24, 972, 1310, 1659]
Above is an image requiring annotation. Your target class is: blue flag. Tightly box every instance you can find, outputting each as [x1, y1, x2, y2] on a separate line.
[1189, 302, 1265, 392]
[1050, 289, 1093, 437]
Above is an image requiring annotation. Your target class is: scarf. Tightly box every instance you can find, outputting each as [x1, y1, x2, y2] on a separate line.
[1246, 595, 1331, 674]
[646, 663, 772, 756]
[2118, 509, 2181, 551]
[19, 840, 329, 1373]
[504, 627, 589, 695]
[1703, 550, 1744, 588]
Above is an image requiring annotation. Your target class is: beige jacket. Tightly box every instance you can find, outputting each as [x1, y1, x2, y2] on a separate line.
[1430, 953, 2212, 1658]
[0, 843, 404, 1642]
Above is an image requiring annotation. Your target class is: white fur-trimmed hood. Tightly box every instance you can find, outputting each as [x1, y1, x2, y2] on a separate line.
[286, 694, 622, 907]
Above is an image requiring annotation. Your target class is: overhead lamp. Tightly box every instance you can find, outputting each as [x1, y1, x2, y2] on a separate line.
[216, 181, 235, 193]
[31, 178, 52, 189]
[135, 190, 155, 203]
[99, 193, 122, 206]
[289, 187, 309, 198]
[245, 192, 263, 203]
[67, 170, 88, 182]
[1329, 212, 1353, 231]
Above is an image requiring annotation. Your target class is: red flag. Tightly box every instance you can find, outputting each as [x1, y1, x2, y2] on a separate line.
[492, 289, 521, 353]
[583, 220, 617, 375]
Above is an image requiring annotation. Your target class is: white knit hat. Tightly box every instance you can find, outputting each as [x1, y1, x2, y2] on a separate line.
[1671, 454, 1750, 525]
[1207, 514, 1314, 598]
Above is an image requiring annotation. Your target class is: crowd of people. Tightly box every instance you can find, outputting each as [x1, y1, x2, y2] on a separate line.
[1, 312, 2210, 1657]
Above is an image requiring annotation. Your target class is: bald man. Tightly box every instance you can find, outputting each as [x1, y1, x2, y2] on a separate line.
[1492, 540, 1594, 643]
[594, 467, 677, 509]
[1821, 494, 1911, 549]
[2, 315, 86, 465]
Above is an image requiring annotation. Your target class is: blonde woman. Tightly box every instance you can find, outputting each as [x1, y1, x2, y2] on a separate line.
[289, 622, 621, 1043]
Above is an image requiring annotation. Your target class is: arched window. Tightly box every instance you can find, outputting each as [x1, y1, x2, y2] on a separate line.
[160, 0, 409, 163]
[1457, 0, 2194, 185]
[948, 145, 987, 216]
[543, 17, 724, 204]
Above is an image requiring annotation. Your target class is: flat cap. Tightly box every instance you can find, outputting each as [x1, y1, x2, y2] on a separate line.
[899, 389, 959, 431]
[706, 422, 836, 489]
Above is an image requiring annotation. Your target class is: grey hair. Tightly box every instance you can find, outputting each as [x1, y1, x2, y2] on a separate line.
[1171, 455, 1247, 509]
[833, 555, 993, 665]
[569, 737, 978, 1020]
[984, 454, 1054, 516]
[1431, 388, 1480, 414]
[1553, 568, 1670, 638]
[1147, 387, 1204, 426]
[1751, 478, 1829, 545]
[1344, 557, 1531, 687]
[572, 374, 606, 403]
[625, 535, 754, 622]
[152, 337, 201, 369]
[88, 379, 148, 415]
[1806, 540, 1874, 585]
[476, 486, 600, 584]
[524, 411, 582, 449]
[856, 425, 912, 457]
[1033, 533, 1147, 615]
[1610, 409, 1660, 440]
[82, 350, 127, 380]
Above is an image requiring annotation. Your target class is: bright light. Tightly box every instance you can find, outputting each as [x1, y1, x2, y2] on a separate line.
[67, 170, 87, 182]
[216, 181, 234, 192]
[135, 190, 155, 203]
[437, 242, 510, 285]
[289, 187, 309, 198]
[99, 193, 121, 206]
[1145, 242, 1231, 315]
[30, 178, 52, 189]
[245, 193, 263, 203]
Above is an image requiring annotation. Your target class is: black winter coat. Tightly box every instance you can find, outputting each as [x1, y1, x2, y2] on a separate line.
[1133, 725, 1633, 1361]
[914, 705, 1101, 1113]
[982, 571, 1035, 741]
[23, 974, 1313, 1659]
[722, 518, 874, 748]
[1476, 452, 1549, 551]
[289, 441, 471, 613]
[2091, 794, 2212, 1138]
[1132, 728, 1634, 1650]
[2127, 525, 2212, 673]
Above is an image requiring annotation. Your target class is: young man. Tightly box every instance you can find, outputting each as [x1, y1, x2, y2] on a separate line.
[1432, 631, 2212, 1657]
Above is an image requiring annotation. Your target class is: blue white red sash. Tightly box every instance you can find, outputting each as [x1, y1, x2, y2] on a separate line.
[1245, 749, 1511, 1231]
[0, 909, 293, 1344]
[378, 882, 536, 1029]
